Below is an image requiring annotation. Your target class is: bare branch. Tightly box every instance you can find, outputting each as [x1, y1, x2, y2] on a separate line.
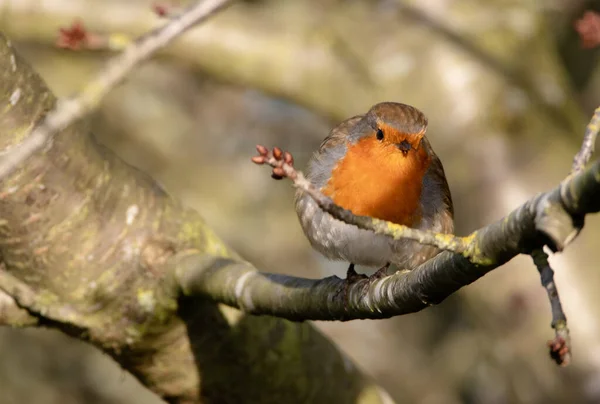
[245, 105, 600, 365]
[0, 31, 390, 402]
[0, 267, 87, 327]
[0, 287, 38, 327]
[178, 154, 600, 320]
[526, 104, 599, 366]
[531, 250, 571, 366]
[571, 106, 600, 173]
[0, 0, 232, 181]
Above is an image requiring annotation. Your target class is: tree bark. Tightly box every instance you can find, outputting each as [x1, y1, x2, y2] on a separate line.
[0, 33, 390, 404]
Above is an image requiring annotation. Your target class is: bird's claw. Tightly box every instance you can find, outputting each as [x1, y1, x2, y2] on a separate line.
[346, 264, 368, 283]
[369, 263, 391, 280]
[338, 264, 367, 304]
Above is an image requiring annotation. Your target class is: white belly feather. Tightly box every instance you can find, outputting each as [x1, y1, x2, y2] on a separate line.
[295, 194, 432, 269]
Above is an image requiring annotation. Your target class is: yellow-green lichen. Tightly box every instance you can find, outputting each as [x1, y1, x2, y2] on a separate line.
[179, 221, 201, 242]
[37, 289, 60, 306]
[179, 219, 231, 257]
[137, 289, 156, 313]
[357, 384, 394, 404]
[202, 231, 230, 257]
[461, 232, 476, 247]
[464, 237, 494, 266]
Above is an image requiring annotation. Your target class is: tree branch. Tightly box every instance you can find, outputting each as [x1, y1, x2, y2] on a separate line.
[531, 103, 600, 367]
[531, 250, 571, 366]
[572, 105, 600, 173]
[0, 266, 92, 328]
[203, 103, 600, 365]
[177, 154, 600, 320]
[0, 0, 581, 136]
[0, 24, 391, 404]
[0, 0, 596, 397]
[0, 287, 37, 327]
[0, 0, 232, 180]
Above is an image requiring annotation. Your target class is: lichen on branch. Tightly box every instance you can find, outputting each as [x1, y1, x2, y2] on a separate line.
[179, 155, 600, 321]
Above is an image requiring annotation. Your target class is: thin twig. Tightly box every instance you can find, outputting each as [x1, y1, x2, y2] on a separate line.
[0, 0, 233, 181]
[571, 106, 600, 173]
[537, 105, 600, 366]
[252, 146, 478, 261]
[531, 250, 571, 366]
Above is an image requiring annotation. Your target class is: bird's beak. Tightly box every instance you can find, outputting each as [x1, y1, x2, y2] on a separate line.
[396, 140, 412, 155]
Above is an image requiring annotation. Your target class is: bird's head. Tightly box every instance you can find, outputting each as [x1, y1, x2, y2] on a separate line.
[349, 102, 428, 157]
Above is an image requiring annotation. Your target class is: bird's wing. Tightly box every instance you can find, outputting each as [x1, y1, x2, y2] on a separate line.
[317, 115, 363, 153]
[430, 153, 454, 217]
[304, 115, 363, 190]
[419, 136, 454, 221]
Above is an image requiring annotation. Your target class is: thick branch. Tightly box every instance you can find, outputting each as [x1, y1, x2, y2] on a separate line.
[0, 288, 37, 327]
[0, 268, 91, 328]
[178, 159, 600, 320]
[0, 29, 390, 404]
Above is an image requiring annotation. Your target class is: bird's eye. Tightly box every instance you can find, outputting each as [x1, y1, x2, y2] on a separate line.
[376, 128, 384, 141]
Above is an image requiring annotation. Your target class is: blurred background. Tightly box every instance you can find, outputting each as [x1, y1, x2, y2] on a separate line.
[2, 0, 600, 403]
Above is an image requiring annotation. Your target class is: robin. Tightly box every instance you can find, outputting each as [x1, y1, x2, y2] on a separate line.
[294, 102, 454, 279]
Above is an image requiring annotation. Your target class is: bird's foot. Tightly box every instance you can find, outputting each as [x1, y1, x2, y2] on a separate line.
[346, 263, 368, 283]
[339, 264, 390, 305]
[251, 145, 298, 180]
[368, 263, 391, 281]
[340, 264, 368, 304]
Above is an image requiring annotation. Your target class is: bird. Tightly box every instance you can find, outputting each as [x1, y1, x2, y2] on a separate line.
[294, 102, 454, 279]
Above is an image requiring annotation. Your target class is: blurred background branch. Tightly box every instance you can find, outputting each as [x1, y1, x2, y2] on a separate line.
[0, 0, 582, 125]
[0, 0, 232, 179]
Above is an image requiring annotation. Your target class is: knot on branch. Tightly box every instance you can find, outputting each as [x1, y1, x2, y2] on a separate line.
[534, 195, 581, 252]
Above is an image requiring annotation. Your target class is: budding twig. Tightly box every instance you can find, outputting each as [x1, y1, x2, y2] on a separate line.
[153, 1, 186, 18]
[531, 250, 571, 366]
[251, 145, 479, 262]
[534, 105, 600, 366]
[57, 20, 132, 52]
[574, 11, 600, 50]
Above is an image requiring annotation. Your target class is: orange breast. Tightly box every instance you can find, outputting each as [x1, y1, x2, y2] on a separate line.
[323, 137, 431, 226]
